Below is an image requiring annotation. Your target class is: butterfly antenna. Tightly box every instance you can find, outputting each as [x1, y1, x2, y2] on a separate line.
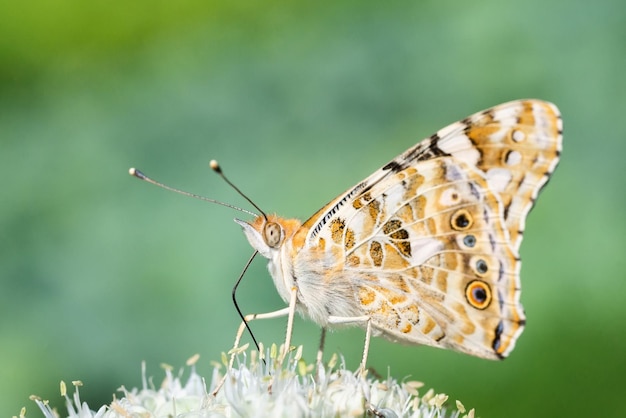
[210, 160, 268, 221]
[130, 165, 264, 359]
[233, 250, 265, 363]
[129, 168, 257, 216]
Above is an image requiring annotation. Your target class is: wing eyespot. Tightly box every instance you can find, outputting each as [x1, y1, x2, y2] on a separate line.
[450, 209, 473, 231]
[463, 234, 476, 248]
[475, 258, 489, 275]
[465, 280, 492, 310]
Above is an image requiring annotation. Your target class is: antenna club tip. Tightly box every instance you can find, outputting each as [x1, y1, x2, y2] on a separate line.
[129, 167, 145, 179]
[209, 159, 222, 173]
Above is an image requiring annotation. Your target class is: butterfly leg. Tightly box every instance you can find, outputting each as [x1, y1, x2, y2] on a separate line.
[314, 327, 327, 381]
[210, 306, 291, 396]
[316, 327, 327, 365]
[280, 286, 299, 364]
[359, 319, 372, 377]
[266, 286, 300, 395]
[327, 315, 371, 376]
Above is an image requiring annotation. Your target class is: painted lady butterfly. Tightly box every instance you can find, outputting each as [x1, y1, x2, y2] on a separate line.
[132, 99, 562, 386]
[230, 99, 561, 367]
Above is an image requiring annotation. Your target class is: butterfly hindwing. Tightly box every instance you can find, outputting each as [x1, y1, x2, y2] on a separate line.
[308, 157, 519, 358]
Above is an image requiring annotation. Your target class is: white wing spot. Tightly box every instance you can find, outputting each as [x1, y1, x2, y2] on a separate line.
[411, 238, 444, 266]
[440, 188, 461, 206]
[486, 168, 512, 193]
[506, 150, 522, 166]
[438, 134, 481, 166]
[512, 130, 525, 142]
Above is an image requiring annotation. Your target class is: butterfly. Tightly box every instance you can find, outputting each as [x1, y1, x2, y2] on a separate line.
[131, 98, 562, 381]
[229, 99, 562, 367]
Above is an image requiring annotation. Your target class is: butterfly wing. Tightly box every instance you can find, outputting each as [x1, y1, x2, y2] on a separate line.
[430, 99, 562, 250]
[296, 99, 561, 359]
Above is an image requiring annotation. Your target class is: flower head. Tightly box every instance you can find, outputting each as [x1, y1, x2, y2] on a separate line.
[28, 345, 474, 418]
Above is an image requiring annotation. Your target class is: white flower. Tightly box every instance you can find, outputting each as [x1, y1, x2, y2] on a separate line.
[26, 345, 474, 418]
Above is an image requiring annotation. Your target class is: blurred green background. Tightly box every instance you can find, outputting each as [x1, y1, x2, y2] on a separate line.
[2, 1, 624, 416]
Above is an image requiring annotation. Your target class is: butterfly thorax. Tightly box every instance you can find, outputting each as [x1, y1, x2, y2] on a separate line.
[237, 214, 363, 325]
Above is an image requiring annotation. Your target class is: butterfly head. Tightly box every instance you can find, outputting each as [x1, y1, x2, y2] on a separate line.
[235, 215, 302, 259]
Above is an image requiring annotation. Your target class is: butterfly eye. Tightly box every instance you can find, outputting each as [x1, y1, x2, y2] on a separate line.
[264, 222, 282, 248]
[450, 209, 473, 231]
[465, 280, 492, 310]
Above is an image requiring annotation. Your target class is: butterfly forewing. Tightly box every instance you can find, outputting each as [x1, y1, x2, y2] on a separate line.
[429, 100, 562, 250]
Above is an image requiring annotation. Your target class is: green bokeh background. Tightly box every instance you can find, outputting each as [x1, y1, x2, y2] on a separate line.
[2, 1, 624, 417]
